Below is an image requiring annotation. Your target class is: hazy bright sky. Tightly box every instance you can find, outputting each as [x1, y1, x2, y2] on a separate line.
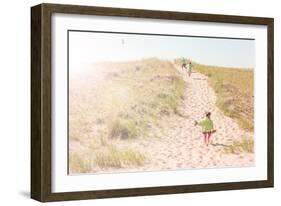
[69, 31, 255, 69]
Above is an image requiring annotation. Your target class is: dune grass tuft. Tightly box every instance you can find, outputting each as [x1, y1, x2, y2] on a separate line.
[94, 146, 146, 168]
[69, 152, 92, 174]
[224, 138, 254, 154]
[69, 145, 146, 173]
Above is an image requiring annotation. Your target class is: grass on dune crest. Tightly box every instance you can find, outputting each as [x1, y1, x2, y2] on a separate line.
[174, 59, 254, 154]
[69, 58, 185, 172]
[193, 63, 254, 132]
[70, 58, 185, 141]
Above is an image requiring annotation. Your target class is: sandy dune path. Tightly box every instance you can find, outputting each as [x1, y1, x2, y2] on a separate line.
[93, 65, 254, 173]
[116, 65, 255, 172]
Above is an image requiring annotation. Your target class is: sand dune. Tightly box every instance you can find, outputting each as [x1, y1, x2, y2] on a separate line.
[92, 64, 254, 173]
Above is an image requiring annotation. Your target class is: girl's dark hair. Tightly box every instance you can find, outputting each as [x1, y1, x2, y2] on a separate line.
[206, 112, 211, 117]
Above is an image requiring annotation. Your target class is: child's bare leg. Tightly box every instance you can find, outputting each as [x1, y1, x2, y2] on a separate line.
[203, 133, 207, 145]
[207, 132, 212, 145]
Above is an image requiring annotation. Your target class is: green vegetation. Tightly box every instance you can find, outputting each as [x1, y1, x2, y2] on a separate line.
[69, 151, 92, 174]
[69, 146, 145, 173]
[224, 138, 254, 154]
[194, 63, 254, 132]
[94, 146, 146, 168]
[70, 58, 184, 141]
[69, 58, 184, 173]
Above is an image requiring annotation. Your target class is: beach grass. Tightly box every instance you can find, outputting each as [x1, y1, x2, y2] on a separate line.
[69, 151, 92, 174]
[94, 146, 146, 168]
[69, 146, 146, 173]
[193, 63, 254, 132]
[69, 58, 184, 173]
[224, 138, 254, 154]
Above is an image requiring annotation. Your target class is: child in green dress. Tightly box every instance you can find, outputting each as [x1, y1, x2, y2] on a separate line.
[195, 112, 216, 146]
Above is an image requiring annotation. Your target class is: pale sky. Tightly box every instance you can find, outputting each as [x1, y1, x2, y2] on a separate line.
[69, 31, 255, 70]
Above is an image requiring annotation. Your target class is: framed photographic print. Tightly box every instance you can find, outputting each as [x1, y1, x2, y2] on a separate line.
[31, 3, 274, 202]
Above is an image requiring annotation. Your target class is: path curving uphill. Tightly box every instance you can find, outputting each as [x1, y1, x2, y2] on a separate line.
[89, 63, 255, 173]
[114, 64, 255, 172]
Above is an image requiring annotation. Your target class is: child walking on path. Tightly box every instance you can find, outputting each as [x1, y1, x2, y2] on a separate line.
[188, 61, 193, 77]
[195, 112, 216, 146]
[181, 58, 187, 71]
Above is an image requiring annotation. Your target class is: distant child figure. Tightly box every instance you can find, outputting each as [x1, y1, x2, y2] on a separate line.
[195, 112, 216, 146]
[188, 61, 193, 77]
[181, 58, 187, 71]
